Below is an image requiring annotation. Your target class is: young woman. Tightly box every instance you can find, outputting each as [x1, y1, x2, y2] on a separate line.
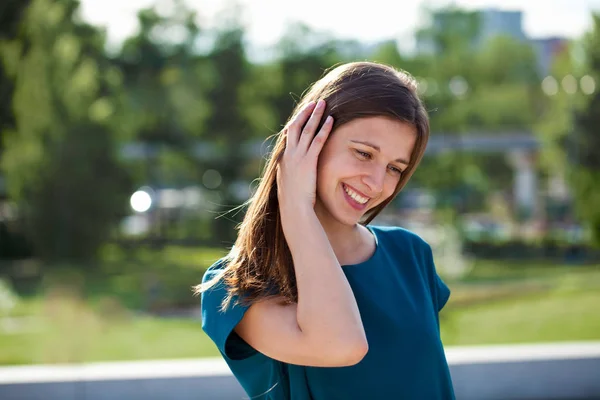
[196, 61, 455, 399]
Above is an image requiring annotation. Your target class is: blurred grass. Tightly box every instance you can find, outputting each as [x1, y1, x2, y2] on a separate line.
[1, 249, 599, 365]
[76, 245, 227, 310]
[439, 260, 600, 345]
[441, 287, 600, 345]
[460, 258, 600, 283]
[0, 307, 220, 365]
[100, 244, 227, 268]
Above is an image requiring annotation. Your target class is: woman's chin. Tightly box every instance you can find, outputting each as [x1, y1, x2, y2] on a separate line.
[334, 209, 366, 226]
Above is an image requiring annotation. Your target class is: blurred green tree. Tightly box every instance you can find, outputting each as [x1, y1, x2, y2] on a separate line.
[0, 0, 131, 263]
[370, 40, 407, 70]
[116, 2, 208, 182]
[113, 1, 216, 243]
[0, 1, 33, 264]
[0, 0, 32, 159]
[271, 23, 341, 127]
[571, 14, 600, 244]
[408, 8, 540, 215]
[534, 43, 577, 223]
[202, 5, 253, 244]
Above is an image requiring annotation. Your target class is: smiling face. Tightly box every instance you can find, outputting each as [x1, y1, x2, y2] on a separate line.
[314, 116, 417, 228]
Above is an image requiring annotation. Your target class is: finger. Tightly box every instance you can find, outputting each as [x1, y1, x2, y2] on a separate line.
[286, 101, 316, 149]
[307, 115, 334, 159]
[298, 99, 326, 152]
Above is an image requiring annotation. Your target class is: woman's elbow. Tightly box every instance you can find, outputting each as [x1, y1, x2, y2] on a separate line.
[329, 337, 369, 366]
[344, 339, 369, 366]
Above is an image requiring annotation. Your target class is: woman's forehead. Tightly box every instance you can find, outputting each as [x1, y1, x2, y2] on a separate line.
[332, 117, 416, 150]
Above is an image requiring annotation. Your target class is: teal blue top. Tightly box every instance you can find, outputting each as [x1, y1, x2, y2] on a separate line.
[201, 225, 455, 399]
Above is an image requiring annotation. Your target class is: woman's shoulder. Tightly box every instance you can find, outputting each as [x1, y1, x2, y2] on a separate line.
[370, 224, 430, 249]
[202, 255, 232, 285]
[200, 256, 241, 314]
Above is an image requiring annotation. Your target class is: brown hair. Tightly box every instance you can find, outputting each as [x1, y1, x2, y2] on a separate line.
[195, 61, 429, 309]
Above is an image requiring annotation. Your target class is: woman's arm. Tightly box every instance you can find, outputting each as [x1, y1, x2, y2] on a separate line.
[236, 208, 368, 367]
[234, 100, 367, 367]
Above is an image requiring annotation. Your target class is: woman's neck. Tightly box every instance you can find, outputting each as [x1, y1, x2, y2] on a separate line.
[317, 214, 374, 266]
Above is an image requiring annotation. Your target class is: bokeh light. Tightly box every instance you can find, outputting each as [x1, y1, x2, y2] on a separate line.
[202, 169, 222, 189]
[541, 76, 559, 96]
[417, 77, 428, 96]
[130, 189, 152, 213]
[580, 75, 596, 95]
[449, 76, 468, 97]
[561, 74, 578, 94]
[158, 188, 183, 209]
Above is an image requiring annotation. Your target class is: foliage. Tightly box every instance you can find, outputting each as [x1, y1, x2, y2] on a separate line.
[571, 14, 600, 245]
[0, 0, 132, 262]
[408, 9, 542, 211]
[202, 7, 252, 243]
[0, 1, 598, 262]
[0, 1, 32, 156]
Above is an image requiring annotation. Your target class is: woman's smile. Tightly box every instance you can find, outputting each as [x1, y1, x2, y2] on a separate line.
[342, 183, 370, 210]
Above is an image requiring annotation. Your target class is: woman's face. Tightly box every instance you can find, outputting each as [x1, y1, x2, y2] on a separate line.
[314, 116, 417, 227]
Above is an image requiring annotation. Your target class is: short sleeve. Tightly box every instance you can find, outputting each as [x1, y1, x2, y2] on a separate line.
[201, 260, 257, 360]
[424, 244, 451, 312]
[435, 273, 451, 312]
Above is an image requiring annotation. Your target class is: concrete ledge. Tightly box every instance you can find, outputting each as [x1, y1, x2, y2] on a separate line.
[0, 358, 231, 384]
[1, 342, 599, 400]
[446, 342, 600, 400]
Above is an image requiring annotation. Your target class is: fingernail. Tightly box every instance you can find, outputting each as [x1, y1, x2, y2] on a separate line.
[326, 116, 333, 123]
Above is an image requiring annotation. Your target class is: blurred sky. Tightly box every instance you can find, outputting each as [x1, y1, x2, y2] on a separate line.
[79, 0, 600, 53]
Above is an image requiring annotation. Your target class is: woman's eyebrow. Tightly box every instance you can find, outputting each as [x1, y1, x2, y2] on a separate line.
[350, 140, 410, 165]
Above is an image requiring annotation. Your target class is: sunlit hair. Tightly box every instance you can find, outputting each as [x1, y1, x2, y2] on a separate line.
[194, 61, 430, 308]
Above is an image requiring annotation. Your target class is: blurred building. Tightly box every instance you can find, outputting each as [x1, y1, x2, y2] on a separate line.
[530, 37, 570, 76]
[416, 8, 526, 53]
[416, 7, 568, 75]
[477, 8, 527, 44]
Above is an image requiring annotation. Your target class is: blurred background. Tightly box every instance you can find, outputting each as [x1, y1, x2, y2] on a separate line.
[0, 0, 599, 367]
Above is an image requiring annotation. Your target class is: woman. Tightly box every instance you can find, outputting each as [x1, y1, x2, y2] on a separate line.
[196, 61, 455, 399]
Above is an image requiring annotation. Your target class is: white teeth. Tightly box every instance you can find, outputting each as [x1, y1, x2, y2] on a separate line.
[344, 185, 369, 205]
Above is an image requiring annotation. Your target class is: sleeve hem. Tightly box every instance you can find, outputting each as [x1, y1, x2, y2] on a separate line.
[437, 283, 451, 312]
[219, 305, 258, 360]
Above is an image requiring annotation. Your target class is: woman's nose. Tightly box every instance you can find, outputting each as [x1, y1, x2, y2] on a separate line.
[362, 167, 386, 196]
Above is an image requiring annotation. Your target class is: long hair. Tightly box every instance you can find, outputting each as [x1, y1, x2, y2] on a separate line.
[194, 61, 430, 309]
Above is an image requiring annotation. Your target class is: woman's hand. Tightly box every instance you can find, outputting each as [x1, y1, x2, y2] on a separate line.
[276, 99, 334, 211]
[237, 100, 367, 367]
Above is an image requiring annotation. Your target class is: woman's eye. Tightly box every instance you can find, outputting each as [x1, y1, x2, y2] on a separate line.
[355, 150, 371, 159]
[354, 149, 402, 175]
[388, 166, 403, 175]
